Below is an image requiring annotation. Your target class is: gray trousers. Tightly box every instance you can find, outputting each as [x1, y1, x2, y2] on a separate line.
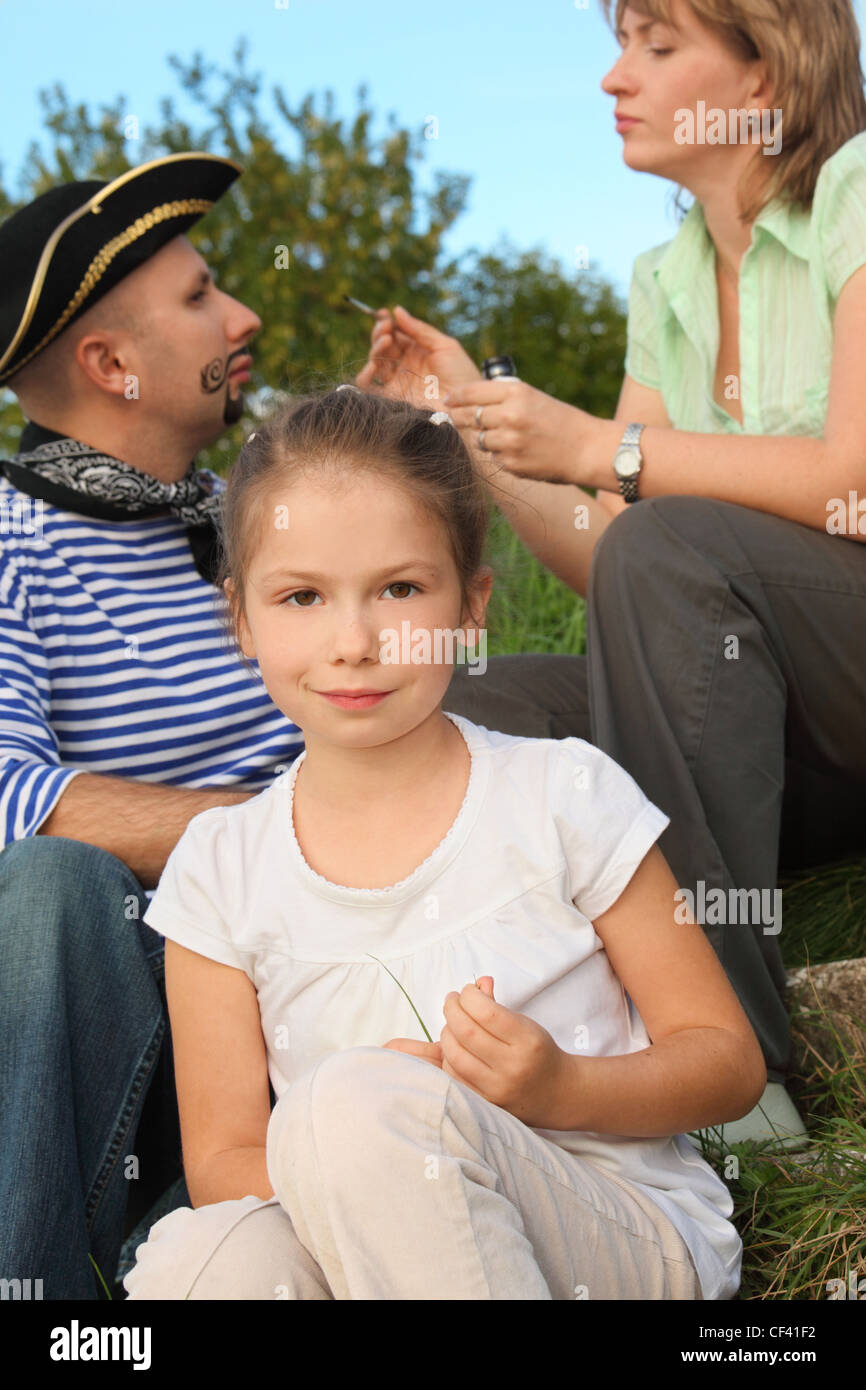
[443, 496, 866, 1084]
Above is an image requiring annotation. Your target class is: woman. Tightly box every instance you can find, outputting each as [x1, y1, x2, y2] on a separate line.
[357, 0, 866, 1146]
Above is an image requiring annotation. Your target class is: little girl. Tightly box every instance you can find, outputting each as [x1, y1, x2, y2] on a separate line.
[124, 384, 764, 1301]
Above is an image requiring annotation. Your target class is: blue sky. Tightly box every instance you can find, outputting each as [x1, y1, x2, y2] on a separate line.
[2, 0, 865, 304]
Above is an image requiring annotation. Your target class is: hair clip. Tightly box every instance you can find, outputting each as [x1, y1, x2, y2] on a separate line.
[335, 384, 362, 395]
[428, 411, 455, 427]
[246, 432, 257, 443]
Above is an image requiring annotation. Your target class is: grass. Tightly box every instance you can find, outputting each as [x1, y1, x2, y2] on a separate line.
[483, 510, 587, 657]
[368, 953, 434, 1042]
[482, 520, 866, 1301]
[89, 1252, 113, 1299]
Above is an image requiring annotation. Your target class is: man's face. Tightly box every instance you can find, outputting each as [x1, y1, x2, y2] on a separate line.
[110, 234, 261, 443]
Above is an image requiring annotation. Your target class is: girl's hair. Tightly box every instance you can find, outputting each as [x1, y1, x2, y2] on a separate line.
[599, 0, 866, 222]
[215, 386, 492, 679]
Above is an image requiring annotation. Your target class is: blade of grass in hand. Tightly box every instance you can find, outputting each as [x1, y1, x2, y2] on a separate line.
[367, 952, 433, 1042]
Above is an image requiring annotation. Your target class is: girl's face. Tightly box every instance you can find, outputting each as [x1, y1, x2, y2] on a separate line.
[600, 1, 772, 192]
[226, 469, 492, 752]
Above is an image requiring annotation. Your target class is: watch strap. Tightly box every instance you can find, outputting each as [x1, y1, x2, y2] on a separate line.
[615, 422, 646, 504]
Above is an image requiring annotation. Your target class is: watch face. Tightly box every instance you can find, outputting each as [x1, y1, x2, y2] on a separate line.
[617, 448, 641, 477]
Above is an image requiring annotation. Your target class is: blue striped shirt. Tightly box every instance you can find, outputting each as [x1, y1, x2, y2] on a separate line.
[0, 458, 304, 856]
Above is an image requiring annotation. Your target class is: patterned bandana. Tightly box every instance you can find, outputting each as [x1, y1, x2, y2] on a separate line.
[0, 420, 225, 585]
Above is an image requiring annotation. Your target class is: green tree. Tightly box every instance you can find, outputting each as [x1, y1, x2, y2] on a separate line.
[441, 238, 627, 417]
[0, 39, 472, 467]
[0, 38, 627, 472]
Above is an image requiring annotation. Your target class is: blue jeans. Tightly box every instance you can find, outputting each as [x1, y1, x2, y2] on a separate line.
[0, 835, 170, 1299]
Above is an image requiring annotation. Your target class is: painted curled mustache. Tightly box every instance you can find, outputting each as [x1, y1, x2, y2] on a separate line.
[200, 349, 247, 394]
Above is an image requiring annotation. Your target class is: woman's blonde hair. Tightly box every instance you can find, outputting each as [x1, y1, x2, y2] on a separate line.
[600, 0, 866, 221]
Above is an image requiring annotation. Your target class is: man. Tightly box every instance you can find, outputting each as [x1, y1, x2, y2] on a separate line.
[0, 153, 587, 1298]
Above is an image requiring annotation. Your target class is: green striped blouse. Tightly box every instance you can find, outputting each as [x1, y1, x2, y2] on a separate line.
[624, 130, 866, 437]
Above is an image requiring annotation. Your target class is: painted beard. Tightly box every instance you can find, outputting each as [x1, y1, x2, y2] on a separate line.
[223, 385, 245, 425]
[200, 351, 248, 426]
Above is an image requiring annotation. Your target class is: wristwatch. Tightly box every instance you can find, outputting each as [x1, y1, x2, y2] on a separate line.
[613, 423, 646, 504]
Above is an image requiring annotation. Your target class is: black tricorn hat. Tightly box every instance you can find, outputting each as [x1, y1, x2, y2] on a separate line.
[0, 151, 242, 386]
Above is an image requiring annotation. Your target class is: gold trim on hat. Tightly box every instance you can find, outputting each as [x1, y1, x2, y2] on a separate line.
[7, 199, 212, 379]
[0, 152, 242, 383]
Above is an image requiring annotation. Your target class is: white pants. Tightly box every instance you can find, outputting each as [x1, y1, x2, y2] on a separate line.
[124, 1046, 705, 1300]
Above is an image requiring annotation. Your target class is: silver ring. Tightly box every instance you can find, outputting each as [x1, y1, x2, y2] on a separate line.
[478, 429, 488, 451]
[474, 405, 484, 428]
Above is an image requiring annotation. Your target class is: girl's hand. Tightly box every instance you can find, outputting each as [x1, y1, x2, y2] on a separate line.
[381, 977, 498, 1070]
[354, 305, 482, 410]
[381, 976, 496, 1064]
[439, 978, 569, 1128]
[442, 379, 594, 487]
[381, 1037, 444, 1066]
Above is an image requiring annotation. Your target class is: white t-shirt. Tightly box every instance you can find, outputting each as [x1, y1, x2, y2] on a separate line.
[144, 710, 742, 1300]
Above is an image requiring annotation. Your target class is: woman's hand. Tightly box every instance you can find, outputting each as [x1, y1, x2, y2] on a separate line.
[442, 379, 595, 487]
[354, 305, 482, 410]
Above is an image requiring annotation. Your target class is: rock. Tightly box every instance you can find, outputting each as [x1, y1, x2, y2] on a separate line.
[780, 1145, 865, 1177]
[785, 957, 866, 1076]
